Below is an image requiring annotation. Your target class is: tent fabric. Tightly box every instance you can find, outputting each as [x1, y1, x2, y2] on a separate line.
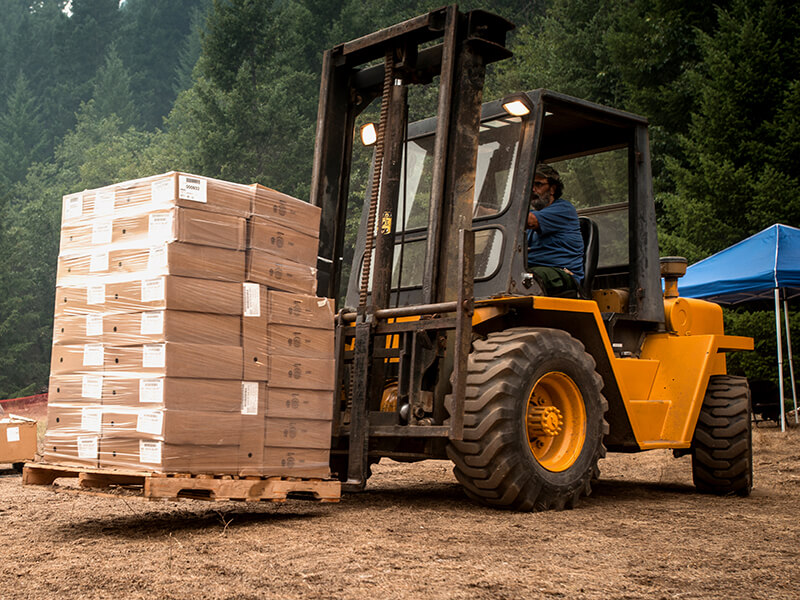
[678, 224, 800, 305]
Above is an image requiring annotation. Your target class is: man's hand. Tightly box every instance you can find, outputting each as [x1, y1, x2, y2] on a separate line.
[527, 211, 539, 230]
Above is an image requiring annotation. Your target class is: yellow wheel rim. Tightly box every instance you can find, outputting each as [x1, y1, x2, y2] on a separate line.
[525, 372, 586, 472]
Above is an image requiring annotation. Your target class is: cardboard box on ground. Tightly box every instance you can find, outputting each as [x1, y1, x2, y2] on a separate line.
[0, 419, 38, 465]
[45, 171, 335, 477]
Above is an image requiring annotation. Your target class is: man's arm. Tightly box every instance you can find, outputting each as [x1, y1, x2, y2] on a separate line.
[527, 211, 539, 230]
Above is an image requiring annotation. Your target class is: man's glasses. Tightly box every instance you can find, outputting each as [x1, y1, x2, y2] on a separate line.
[533, 180, 549, 188]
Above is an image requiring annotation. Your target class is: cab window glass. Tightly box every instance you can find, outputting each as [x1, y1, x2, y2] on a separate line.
[549, 148, 629, 267]
[396, 116, 521, 232]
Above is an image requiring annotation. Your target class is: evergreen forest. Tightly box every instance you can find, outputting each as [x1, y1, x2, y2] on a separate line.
[0, 0, 798, 404]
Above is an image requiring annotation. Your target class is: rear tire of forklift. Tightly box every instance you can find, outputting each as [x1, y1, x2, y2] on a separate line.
[691, 375, 753, 497]
[446, 328, 608, 511]
[12, 462, 24, 473]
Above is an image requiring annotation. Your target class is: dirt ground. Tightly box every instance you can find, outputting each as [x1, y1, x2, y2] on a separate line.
[1, 423, 798, 600]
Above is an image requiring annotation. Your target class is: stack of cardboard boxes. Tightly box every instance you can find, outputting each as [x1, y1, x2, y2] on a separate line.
[45, 172, 335, 477]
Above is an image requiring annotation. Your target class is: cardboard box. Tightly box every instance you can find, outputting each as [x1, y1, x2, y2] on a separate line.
[238, 381, 267, 476]
[264, 417, 332, 449]
[267, 291, 334, 328]
[53, 276, 243, 317]
[262, 447, 330, 478]
[61, 189, 115, 225]
[50, 343, 244, 379]
[267, 355, 335, 390]
[247, 216, 318, 266]
[42, 436, 100, 468]
[57, 242, 245, 283]
[48, 375, 245, 411]
[0, 420, 38, 464]
[113, 172, 252, 217]
[245, 249, 317, 295]
[266, 387, 334, 420]
[41, 432, 99, 468]
[242, 283, 268, 380]
[46, 403, 103, 436]
[53, 310, 241, 346]
[46, 404, 248, 445]
[99, 438, 240, 473]
[59, 208, 246, 252]
[267, 324, 334, 358]
[101, 408, 249, 445]
[250, 184, 320, 236]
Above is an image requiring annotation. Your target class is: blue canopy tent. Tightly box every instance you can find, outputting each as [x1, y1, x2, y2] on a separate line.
[679, 224, 800, 431]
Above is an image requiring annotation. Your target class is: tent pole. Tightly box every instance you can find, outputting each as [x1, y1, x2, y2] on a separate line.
[775, 288, 786, 432]
[783, 295, 798, 424]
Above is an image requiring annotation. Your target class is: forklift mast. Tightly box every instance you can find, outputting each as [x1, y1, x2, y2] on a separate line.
[311, 6, 512, 305]
[309, 7, 513, 486]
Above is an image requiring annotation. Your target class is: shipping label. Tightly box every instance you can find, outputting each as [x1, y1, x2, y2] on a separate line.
[139, 378, 164, 403]
[142, 344, 166, 368]
[141, 277, 165, 302]
[6, 426, 20, 443]
[85, 313, 103, 337]
[151, 178, 174, 203]
[148, 213, 173, 242]
[139, 440, 162, 464]
[80, 407, 102, 433]
[63, 193, 83, 220]
[243, 283, 261, 317]
[136, 410, 164, 435]
[94, 189, 115, 216]
[91, 220, 113, 245]
[140, 311, 164, 335]
[147, 245, 168, 271]
[77, 436, 99, 459]
[89, 251, 109, 272]
[81, 375, 103, 399]
[83, 343, 104, 367]
[86, 284, 106, 305]
[178, 175, 207, 203]
[241, 381, 259, 415]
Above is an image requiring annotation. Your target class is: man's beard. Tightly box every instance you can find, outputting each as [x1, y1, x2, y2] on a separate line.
[531, 194, 549, 211]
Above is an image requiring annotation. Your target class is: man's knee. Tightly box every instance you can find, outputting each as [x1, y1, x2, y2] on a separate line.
[529, 266, 580, 298]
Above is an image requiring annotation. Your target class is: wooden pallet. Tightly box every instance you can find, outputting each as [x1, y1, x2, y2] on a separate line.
[22, 463, 340, 503]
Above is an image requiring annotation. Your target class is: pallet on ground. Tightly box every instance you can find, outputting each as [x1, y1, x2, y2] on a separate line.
[22, 462, 340, 503]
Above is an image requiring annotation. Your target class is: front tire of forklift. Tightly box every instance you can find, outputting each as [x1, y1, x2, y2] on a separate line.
[446, 328, 608, 511]
[691, 375, 753, 497]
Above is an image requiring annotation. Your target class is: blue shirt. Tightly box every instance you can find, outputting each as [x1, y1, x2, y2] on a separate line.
[527, 197, 584, 282]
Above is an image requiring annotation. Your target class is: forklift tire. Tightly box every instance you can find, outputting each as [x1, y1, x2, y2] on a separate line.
[691, 375, 752, 496]
[446, 328, 608, 511]
[12, 462, 24, 473]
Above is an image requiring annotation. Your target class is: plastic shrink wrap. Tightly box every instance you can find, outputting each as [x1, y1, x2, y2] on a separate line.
[45, 172, 334, 477]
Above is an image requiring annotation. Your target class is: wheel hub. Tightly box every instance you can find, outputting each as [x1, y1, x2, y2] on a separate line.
[527, 406, 564, 437]
[525, 371, 587, 472]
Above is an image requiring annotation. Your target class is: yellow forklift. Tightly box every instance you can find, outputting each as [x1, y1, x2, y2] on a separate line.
[310, 6, 753, 510]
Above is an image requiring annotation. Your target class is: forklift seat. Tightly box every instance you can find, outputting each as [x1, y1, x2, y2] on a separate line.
[579, 216, 599, 298]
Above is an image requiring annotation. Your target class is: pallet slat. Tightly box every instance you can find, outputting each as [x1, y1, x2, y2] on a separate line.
[23, 463, 340, 503]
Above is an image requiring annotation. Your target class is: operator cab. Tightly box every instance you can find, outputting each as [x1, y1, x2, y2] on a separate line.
[346, 89, 663, 329]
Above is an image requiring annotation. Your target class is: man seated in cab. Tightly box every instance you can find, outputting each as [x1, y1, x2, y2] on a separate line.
[526, 164, 584, 296]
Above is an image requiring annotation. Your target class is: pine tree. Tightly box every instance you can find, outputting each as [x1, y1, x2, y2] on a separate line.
[0, 74, 48, 188]
[174, 3, 211, 95]
[117, 0, 211, 129]
[89, 44, 139, 128]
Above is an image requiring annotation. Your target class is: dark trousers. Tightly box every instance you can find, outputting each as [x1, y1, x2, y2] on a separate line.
[529, 265, 581, 298]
